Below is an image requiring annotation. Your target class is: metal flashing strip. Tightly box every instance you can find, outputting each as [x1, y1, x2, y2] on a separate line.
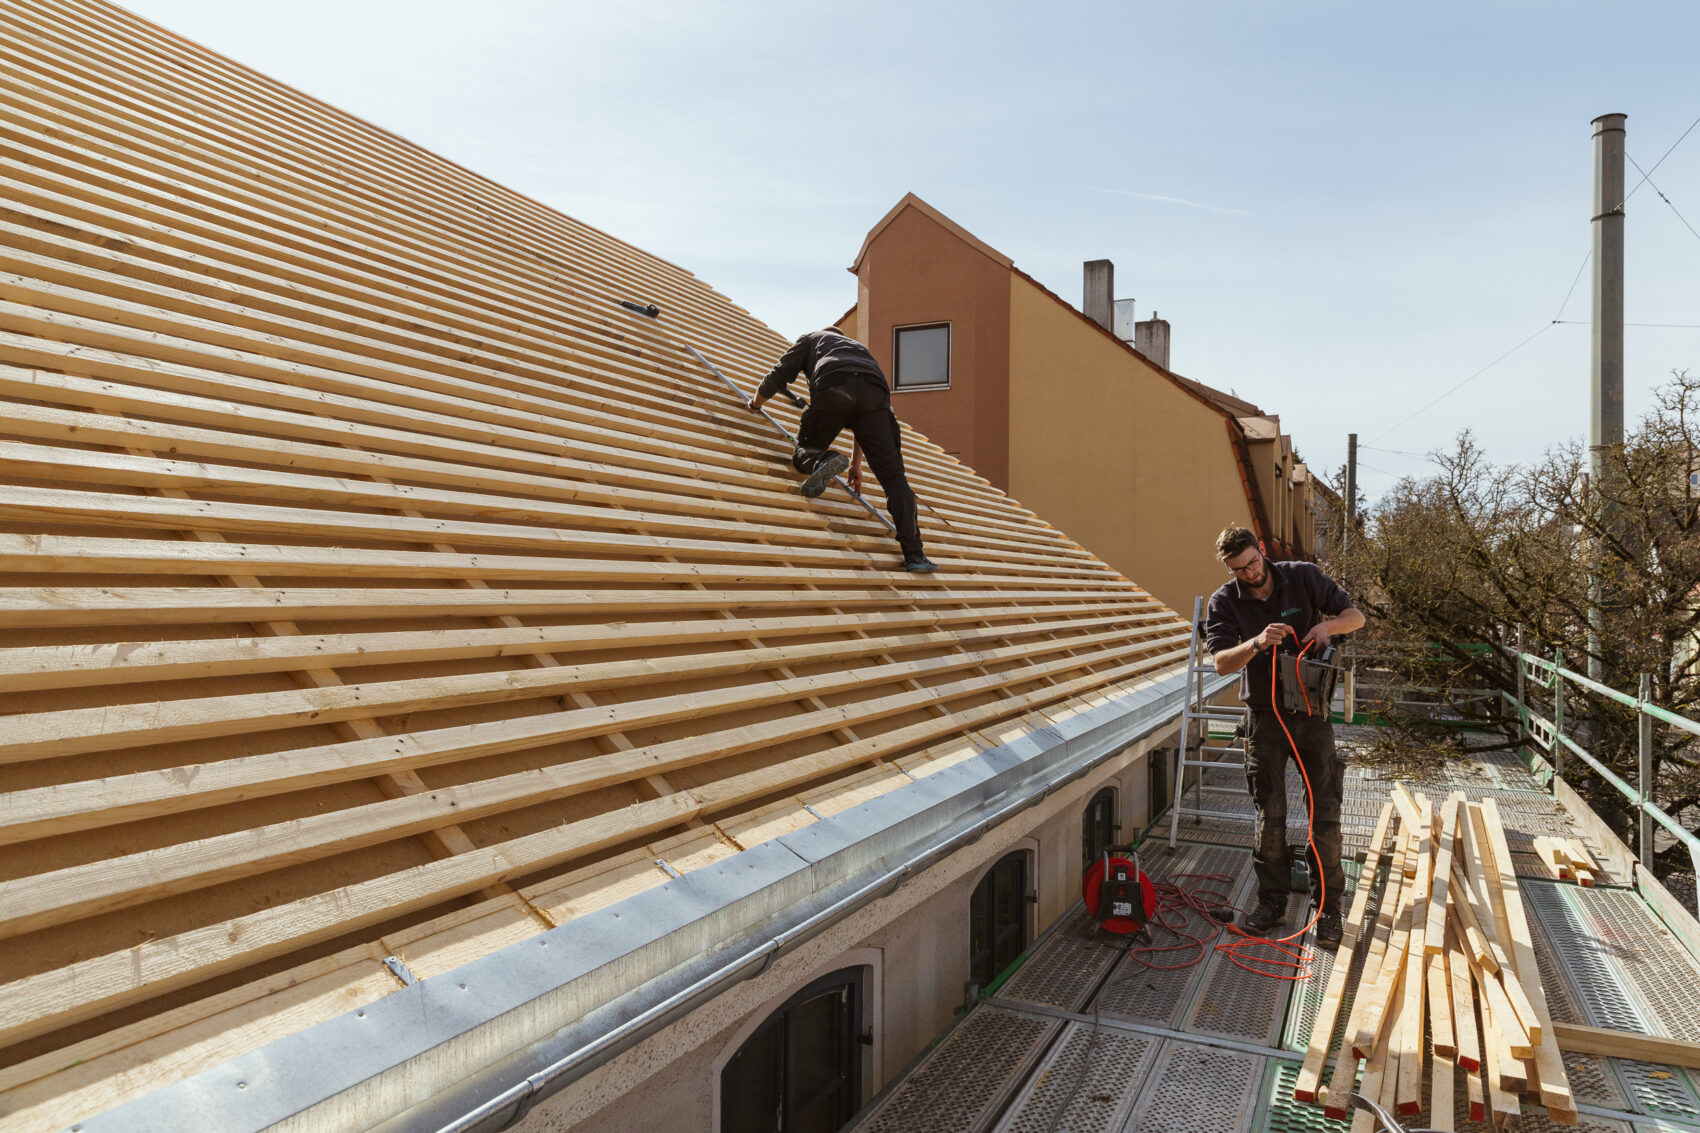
[71, 669, 1194, 1133]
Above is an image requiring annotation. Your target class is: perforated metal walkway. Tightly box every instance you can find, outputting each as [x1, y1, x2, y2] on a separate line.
[848, 731, 1700, 1132]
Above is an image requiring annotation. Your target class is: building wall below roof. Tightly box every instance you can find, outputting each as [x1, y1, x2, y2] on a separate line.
[855, 206, 1012, 490]
[519, 730, 1170, 1132]
[1005, 276, 1253, 616]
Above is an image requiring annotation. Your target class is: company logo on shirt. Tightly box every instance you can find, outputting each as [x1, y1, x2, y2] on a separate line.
[1281, 607, 1301, 619]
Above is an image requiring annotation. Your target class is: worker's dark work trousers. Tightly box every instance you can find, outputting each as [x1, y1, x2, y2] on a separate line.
[1245, 708, 1345, 915]
[793, 374, 924, 559]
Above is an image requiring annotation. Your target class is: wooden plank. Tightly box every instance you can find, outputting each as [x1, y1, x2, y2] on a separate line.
[0, 583, 1139, 629]
[1389, 783, 1422, 842]
[1553, 1021, 1700, 1068]
[1533, 835, 1572, 880]
[0, 792, 701, 1049]
[0, 945, 397, 1133]
[1427, 949, 1456, 1058]
[1448, 895, 1499, 975]
[1481, 1002, 1521, 1126]
[1465, 1059, 1486, 1124]
[0, 604, 1153, 693]
[1478, 799, 1575, 1119]
[1449, 931, 1483, 1072]
[1332, 959, 1406, 1122]
[1351, 845, 1417, 1059]
[1430, 1051, 1456, 1131]
[1424, 792, 1463, 952]
[1328, 827, 1411, 1107]
[1293, 801, 1396, 1101]
[0, 639, 1176, 850]
[1392, 798, 1431, 1115]
[0, 628, 960, 765]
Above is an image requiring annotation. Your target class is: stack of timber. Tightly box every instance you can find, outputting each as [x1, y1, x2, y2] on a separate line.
[1293, 788, 1577, 1128]
[0, 1, 1193, 1125]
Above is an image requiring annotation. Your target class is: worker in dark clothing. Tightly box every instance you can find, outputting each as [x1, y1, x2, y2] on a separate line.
[1204, 525, 1364, 946]
[747, 327, 936, 572]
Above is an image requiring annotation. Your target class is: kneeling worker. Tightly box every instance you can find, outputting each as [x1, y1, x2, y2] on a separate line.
[1204, 526, 1364, 945]
[747, 327, 936, 572]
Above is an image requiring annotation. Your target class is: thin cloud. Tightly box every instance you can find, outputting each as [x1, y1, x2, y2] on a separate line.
[1083, 185, 1249, 216]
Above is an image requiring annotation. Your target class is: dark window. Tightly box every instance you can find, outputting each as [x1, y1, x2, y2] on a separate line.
[721, 967, 865, 1133]
[893, 323, 950, 388]
[1082, 787, 1117, 869]
[969, 851, 1029, 990]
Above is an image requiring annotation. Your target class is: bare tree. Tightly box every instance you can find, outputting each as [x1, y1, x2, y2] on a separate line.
[1333, 371, 1700, 890]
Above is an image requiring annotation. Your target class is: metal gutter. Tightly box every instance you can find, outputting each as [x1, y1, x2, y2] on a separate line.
[71, 668, 1198, 1133]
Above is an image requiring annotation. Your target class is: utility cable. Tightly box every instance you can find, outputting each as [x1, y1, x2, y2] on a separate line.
[1553, 250, 1592, 323]
[1551, 319, 1700, 329]
[1366, 323, 1552, 446]
[1627, 152, 1700, 245]
[1625, 113, 1700, 205]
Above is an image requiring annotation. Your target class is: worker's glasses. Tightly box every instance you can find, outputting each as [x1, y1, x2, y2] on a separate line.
[1224, 551, 1264, 578]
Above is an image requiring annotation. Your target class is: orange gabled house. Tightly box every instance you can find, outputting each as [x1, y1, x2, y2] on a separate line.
[842, 193, 1322, 615]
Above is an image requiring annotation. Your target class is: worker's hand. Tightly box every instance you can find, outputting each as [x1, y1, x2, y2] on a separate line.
[1302, 623, 1332, 650]
[1255, 623, 1295, 651]
[745, 396, 766, 414]
[847, 460, 863, 494]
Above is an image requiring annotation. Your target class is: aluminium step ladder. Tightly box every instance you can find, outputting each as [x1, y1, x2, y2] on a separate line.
[1168, 596, 1251, 847]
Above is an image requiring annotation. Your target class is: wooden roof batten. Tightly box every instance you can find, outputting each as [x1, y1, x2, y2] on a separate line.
[0, 3, 1196, 1129]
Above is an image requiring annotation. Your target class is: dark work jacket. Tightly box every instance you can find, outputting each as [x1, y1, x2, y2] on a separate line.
[757, 329, 888, 401]
[1204, 560, 1354, 709]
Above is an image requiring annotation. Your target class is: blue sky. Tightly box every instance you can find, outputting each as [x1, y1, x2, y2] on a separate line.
[122, 0, 1700, 503]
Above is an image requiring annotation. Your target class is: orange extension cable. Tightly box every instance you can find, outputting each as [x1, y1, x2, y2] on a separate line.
[1210, 636, 1325, 980]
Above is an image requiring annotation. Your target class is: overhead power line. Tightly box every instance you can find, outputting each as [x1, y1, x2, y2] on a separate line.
[1368, 323, 1553, 445]
[1552, 319, 1700, 329]
[1553, 249, 1592, 322]
[1625, 113, 1700, 204]
[1627, 152, 1700, 245]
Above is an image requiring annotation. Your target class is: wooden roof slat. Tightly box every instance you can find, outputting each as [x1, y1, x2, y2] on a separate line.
[0, 637, 1187, 1045]
[0, 629, 959, 767]
[0, 584, 1134, 629]
[0, 626, 1174, 844]
[0, 605, 1161, 693]
[0, 792, 703, 1051]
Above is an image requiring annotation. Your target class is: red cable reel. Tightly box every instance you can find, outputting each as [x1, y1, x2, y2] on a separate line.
[1083, 845, 1158, 936]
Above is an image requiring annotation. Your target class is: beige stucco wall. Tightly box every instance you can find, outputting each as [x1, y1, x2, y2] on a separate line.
[1004, 276, 1253, 616]
[521, 728, 1173, 1132]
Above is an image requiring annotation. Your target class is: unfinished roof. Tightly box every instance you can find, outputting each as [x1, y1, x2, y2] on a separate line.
[0, 2, 1194, 1125]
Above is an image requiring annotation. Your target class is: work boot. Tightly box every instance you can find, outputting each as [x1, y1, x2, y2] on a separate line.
[1240, 894, 1287, 936]
[1315, 909, 1343, 946]
[800, 452, 848, 498]
[902, 555, 939, 573]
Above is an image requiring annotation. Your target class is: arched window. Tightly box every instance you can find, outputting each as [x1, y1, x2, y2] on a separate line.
[969, 851, 1029, 991]
[1082, 786, 1117, 869]
[720, 967, 865, 1133]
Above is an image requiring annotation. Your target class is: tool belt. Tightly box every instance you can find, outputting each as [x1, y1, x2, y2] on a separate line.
[1276, 644, 1338, 717]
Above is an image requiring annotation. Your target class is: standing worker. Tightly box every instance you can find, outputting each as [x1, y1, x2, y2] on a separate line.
[747, 327, 937, 572]
[1204, 526, 1364, 945]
